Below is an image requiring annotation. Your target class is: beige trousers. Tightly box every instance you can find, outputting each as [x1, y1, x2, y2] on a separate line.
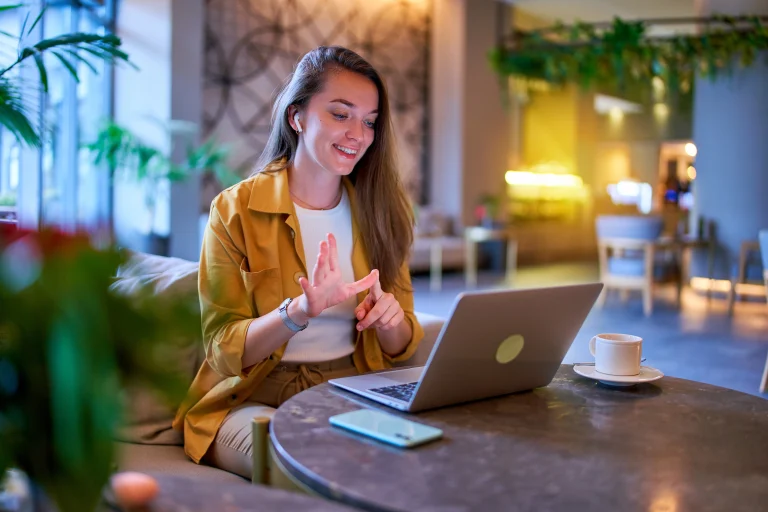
[204, 355, 358, 479]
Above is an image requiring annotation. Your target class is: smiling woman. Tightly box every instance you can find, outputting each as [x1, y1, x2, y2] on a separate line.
[174, 46, 423, 479]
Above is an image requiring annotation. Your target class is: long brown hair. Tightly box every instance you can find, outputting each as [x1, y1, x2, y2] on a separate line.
[254, 46, 413, 293]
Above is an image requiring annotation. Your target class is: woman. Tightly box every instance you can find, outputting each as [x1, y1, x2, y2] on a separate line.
[173, 46, 424, 478]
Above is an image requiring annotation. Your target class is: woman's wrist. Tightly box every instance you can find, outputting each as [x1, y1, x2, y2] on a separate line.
[287, 295, 311, 326]
[376, 317, 412, 356]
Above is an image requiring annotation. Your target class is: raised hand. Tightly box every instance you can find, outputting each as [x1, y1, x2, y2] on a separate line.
[354, 277, 405, 332]
[296, 233, 378, 319]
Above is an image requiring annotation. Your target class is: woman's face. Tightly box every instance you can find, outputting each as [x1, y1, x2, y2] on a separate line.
[294, 70, 379, 177]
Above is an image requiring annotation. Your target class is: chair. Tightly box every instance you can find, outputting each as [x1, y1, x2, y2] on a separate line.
[759, 230, 768, 393]
[249, 311, 446, 489]
[728, 239, 763, 315]
[595, 215, 670, 316]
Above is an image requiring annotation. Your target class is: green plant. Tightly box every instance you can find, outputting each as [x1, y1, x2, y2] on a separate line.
[479, 193, 501, 217]
[0, 4, 132, 148]
[0, 8, 201, 512]
[0, 194, 15, 207]
[489, 15, 768, 96]
[0, 226, 200, 512]
[86, 121, 240, 235]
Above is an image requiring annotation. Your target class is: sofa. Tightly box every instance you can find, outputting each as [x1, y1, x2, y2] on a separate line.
[409, 207, 465, 273]
[111, 251, 446, 483]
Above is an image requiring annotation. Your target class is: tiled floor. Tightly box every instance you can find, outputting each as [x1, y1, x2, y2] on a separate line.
[412, 262, 768, 398]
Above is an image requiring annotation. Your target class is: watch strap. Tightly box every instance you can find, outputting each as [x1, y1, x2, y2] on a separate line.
[279, 297, 308, 332]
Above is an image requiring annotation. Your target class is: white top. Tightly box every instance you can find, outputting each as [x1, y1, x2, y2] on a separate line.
[282, 188, 357, 363]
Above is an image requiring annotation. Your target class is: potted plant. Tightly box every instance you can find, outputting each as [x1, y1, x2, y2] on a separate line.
[0, 226, 200, 512]
[86, 121, 240, 255]
[475, 193, 502, 228]
[0, 6, 199, 512]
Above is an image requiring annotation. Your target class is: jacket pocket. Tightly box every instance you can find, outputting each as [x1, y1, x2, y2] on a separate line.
[239, 258, 281, 317]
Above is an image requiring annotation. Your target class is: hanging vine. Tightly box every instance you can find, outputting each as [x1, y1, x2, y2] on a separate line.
[489, 15, 768, 96]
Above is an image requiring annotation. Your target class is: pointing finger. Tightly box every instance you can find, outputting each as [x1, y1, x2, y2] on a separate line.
[372, 276, 383, 300]
[348, 269, 378, 295]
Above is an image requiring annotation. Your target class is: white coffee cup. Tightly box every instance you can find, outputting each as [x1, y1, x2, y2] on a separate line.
[589, 333, 642, 376]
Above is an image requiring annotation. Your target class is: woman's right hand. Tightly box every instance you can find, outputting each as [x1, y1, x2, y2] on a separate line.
[296, 233, 378, 319]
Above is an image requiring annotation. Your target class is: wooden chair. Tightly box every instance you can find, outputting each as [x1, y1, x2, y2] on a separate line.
[728, 240, 762, 315]
[759, 230, 768, 394]
[595, 215, 671, 316]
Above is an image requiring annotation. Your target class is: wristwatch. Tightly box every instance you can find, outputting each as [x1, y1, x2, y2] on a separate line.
[278, 297, 309, 332]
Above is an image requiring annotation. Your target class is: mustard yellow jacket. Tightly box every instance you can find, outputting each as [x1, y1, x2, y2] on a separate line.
[173, 161, 424, 463]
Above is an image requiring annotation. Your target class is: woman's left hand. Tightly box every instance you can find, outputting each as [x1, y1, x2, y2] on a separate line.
[354, 278, 405, 332]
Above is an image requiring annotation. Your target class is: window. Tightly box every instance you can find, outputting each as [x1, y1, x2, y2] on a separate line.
[3, 0, 116, 229]
[0, 10, 21, 222]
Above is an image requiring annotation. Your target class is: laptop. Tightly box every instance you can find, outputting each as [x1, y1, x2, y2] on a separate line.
[329, 283, 603, 412]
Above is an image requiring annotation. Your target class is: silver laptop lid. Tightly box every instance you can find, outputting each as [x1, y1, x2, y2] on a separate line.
[408, 283, 603, 411]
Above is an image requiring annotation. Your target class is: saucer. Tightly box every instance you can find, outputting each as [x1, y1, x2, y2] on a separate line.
[572, 364, 664, 387]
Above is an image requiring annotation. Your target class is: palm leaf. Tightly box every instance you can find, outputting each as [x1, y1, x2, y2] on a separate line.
[31, 51, 47, 91]
[51, 51, 80, 83]
[33, 33, 121, 53]
[60, 48, 98, 75]
[26, 7, 46, 37]
[6, 32, 134, 80]
[78, 43, 131, 67]
[18, 10, 30, 41]
[0, 12, 135, 147]
[0, 78, 39, 147]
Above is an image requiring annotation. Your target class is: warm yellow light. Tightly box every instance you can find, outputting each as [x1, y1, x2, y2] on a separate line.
[652, 77, 666, 102]
[690, 278, 766, 297]
[505, 171, 583, 188]
[685, 143, 698, 157]
[609, 107, 624, 121]
[687, 166, 697, 180]
[653, 103, 669, 118]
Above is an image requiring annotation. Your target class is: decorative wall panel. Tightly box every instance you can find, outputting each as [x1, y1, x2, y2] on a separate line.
[204, 0, 431, 202]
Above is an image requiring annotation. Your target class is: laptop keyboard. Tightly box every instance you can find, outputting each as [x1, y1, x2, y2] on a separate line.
[369, 382, 418, 402]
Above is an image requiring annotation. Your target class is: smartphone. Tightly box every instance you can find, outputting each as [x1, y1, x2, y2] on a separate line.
[329, 409, 443, 448]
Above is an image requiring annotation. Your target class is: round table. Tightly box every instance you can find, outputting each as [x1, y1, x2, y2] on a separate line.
[270, 366, 768, 512]
[100, 474, 357, 511]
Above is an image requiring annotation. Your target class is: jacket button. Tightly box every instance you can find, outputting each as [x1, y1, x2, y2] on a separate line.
[290, 229, 295, 239]
[294, 271, 306, 284]
[230, 394, 237, 402]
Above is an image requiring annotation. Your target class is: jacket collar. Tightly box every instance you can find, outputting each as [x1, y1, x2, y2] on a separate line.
[247, 159, 361, 239]
[247, 159, 292, 214]
[247, 159, 363, 273]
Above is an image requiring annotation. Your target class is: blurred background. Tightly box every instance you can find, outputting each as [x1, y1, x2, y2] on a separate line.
[1, 0, 767, 396]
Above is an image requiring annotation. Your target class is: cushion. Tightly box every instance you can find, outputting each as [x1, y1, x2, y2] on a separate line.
[415, 207, 453, 237]
[410, 236, 466, 272]
[608, 256, 676, 280]
[394, 312, 445, 367]
[110, 251, 204, 446]
[114, 250, 199, 307]
[596, 215, 664, 240]
[116, 442, 247, 483]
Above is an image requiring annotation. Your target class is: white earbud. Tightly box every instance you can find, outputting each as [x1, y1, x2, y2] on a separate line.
[293, 113, 302, 133]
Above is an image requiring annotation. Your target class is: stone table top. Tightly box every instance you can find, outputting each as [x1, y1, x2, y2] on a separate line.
[270, 365, 768, 512]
